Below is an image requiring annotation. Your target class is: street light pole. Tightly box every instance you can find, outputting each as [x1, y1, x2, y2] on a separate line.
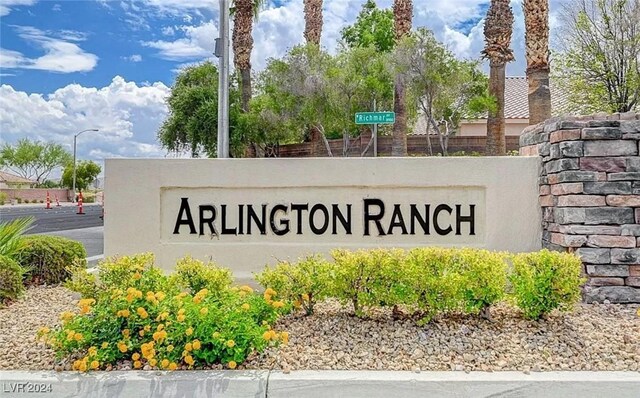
[216, 0, 230, 158]
[72, 129, 99, 202]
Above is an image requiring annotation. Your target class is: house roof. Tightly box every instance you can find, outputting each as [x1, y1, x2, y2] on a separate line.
[497, 76, 570, 119]
[0, 171, 36, 184]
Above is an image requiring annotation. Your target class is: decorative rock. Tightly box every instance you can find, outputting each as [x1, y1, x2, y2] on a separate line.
[555, 171, 600, 183]
[584, 286, 640, 303]
[576, 248, 611, 264]
[621, 225, 640, 236]
[585, 264, 630, 277]
[550, 129, 581, 143]
[606, 195, 640, 207]
[620, 120, 640, 133]
[587, 120, 620, 128]
[550, 141, 583, 159]
[629, 265, 640, 276]
[583, 140, 637, 157]
[539, 195, 554, 207]
[545, 158, 579, 174]
[554, 208, 586, 224]
[551, 183, 584, 196]
[584, 208, 635, 225]
[551, 233, 587, 247]
[611, 249, 640, 264]
[581, 127, 622, 140]
[539, 185, 551, 195]
[557, 195, 606, 207]
[608, 172, 640, 181]
[626, 157, 640, 172]
[587, 235, 637, 248]
[626, 277, 640, 287]
[583, 182, 632, 195]
[580, 157, 626, 172]
[587, 277, 625, 286]
[563, 225, 621, 235]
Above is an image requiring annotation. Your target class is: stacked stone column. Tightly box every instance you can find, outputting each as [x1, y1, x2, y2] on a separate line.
[520, 112, 640, 303]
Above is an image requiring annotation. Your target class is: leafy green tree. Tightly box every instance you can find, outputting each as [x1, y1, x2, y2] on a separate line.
[61, 161, 101, 192]
[396, 28, 495, 155]
[555, 0, 640, 113]
[0, 139, 72, 184]
[157, 62, 246, 157]
[341, 0, 395, 53]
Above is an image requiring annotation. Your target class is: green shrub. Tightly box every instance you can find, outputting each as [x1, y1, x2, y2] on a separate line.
[404, 248, 464, 322]
[41, 258, 288, 372]
[256, 255, 333, 315]
[0, 254, 26, 306]
[0, 217, 33, 258]
[15, 235, 86, 284]
[331, 249, 407, 317]
[170, 256, 233, 296]
[509, 250, 584, 320]
[96, 253, 176, 295]
[449, 248, 507, 317]
[64, 265, 99, 299]
[0, 192, 7, 205]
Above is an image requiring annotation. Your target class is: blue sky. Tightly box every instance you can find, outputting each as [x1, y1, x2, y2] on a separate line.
[0, 0, 563, 173]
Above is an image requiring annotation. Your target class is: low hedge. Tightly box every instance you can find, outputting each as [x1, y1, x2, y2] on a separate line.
[0, 254, 26, 306]
[15, 235, 86, 285]
[256, 248, 585, 321]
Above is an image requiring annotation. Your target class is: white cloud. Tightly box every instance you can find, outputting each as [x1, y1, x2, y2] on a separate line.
[0, 26, 98, 73]
[123, 54, 143, 62]
[143, 21, 218, 60]
[0, 77, 171, 160]
[0, 0, 37, 16]
[161, 26, 176, 36]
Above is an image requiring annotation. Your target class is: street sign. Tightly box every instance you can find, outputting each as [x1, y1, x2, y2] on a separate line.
[355, 112, 395, 125]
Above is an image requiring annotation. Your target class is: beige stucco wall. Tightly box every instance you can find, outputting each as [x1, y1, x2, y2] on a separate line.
[105, 158, 542, 279]
[459, 119, 529, 137]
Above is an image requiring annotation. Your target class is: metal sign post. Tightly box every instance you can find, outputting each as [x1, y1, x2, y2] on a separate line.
[355, 109, 395, 157]
[216, 0, 230, 158]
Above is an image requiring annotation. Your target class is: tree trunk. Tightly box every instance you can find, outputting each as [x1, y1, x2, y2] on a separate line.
[486, 62, 506, 156]
[303, 0, 323, 45]
[240, 68, 251, 112]
[392, 76, 408, 156]
[527, 68, 551, 125]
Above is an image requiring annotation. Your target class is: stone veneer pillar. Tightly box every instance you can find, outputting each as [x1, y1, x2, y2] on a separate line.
[520, 112, 640, 303]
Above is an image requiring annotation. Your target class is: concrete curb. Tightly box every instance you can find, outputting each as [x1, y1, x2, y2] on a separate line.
[1, 370, 639, 398]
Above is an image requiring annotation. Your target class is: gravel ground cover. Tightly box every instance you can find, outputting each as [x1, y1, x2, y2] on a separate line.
[1, 286, 639, 372]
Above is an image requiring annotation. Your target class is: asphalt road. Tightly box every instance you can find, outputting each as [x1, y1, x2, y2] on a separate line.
[0, 203, 103, 234]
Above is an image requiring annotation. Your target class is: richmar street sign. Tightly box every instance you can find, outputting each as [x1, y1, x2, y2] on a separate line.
[355, 112, 395, 125]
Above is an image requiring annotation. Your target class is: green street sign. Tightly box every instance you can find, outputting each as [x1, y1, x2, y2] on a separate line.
[355, 112, 395, 125]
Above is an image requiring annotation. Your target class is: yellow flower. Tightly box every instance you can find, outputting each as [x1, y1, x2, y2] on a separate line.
[155, 292, 166, 301]
[157, 312, 169, 321]
[196, 288, 209, 297]
[199, 307, 208, 315]
[133, 272, 142, 280]
[90, 360, 99, 370]
[132, 353, 140, 361]
[101, 342, 109, 349]
[123, 329, 130, 338]
[228, 361, 237, 369]
[88, 347, 97, 357]
[149, 358, 157, 367]
[78, 298, 96, 307]
[144, 325, 151, 332]
[241, 303, 250, 310]
[78, 360, 87, 372]
[74, 333, 83, 342]
[272, 301, 285, 309]
[168, 362, 178, 371]
[139, 330, 145, 337]
[281, 331, 289, 344]
[167, 345, 174, 353]
[79, 305, 91, 315]
[117, 342, 128, 353]
[178, 292, 188, 299]
[184, 355, 195, 366]
[178, 308, 186, 315]
[265, 288, 277, 296]
[157, 324, 165, 331]
[185, 343, 193, 352]
[301, 293, 309, 301]
[192, 340, 201, 350]
[152, 330, 167, 342]
[226, 340, 235, 348]
[185, 327, 193, 336]
[134, 360, 142, 369]
[60, 311, 74, 322]
[137, 307, 148, 319]
[193, 297, 202, 304]
[117, 309, 131, 318]
[161, 359, 170, 369]
[212, 332, 220, 339]
[293, 300, 301, 309]
[38, 326, 50, 335]
[177, 314, 186, 322]
[239, 285, 254, 293]
[262, 331, 272, 341]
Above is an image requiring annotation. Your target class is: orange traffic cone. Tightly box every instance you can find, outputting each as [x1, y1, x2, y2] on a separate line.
[77, 192, 85, 215]
[45, 191, 51, 209]
[55, 195, 61, 207]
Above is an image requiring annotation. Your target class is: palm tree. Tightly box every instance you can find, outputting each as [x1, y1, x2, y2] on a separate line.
[482, 0, 514, 156]
[392, 0, 412, 157]
[303, 0, 323, 45]
[232, 0, 265, 112]
[523, 0, 551, 125]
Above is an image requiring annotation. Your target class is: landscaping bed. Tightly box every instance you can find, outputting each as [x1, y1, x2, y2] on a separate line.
[1, 285, 638, 373]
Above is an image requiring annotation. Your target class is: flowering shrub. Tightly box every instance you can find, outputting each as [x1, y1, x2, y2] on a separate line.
[255, 255, 333, 315]
[509, 250, 584, 320]
[41, 254, 288, 371]
[170, 256, 233, 296]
